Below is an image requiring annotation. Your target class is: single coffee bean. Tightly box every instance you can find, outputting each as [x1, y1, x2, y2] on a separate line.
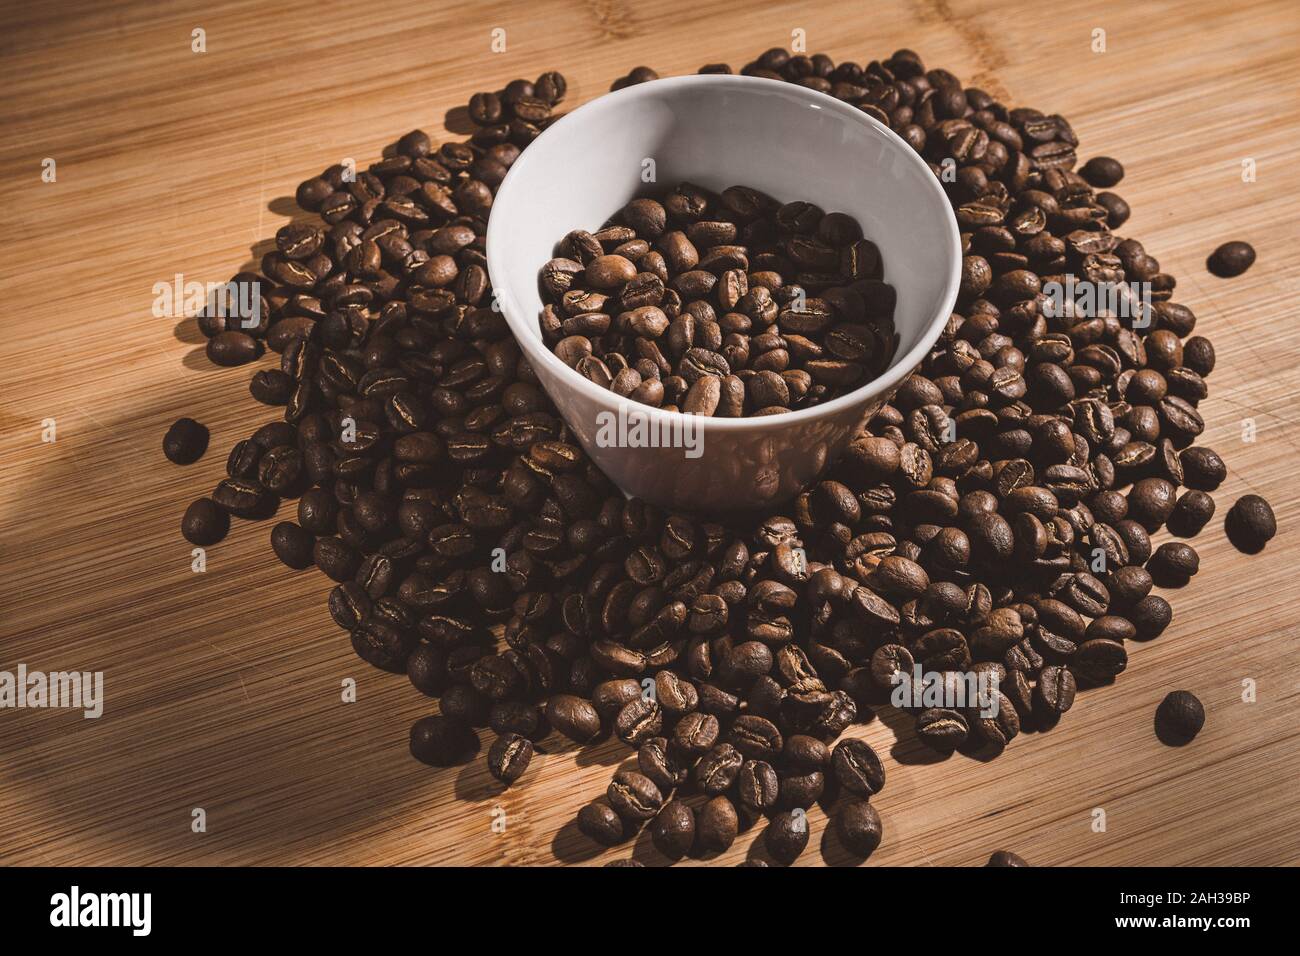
[607, 770, 662, 823]
[1130, 594, 1173, 639]
[1080, 156, 1124, 188]
[1147, 541, 1199, 586]
[650, 799, 695, 858]
[270, 521, 314, 569]
[1179, 447, 1226, 490]
[736, 759, 780, 813]
[831, 737, 886, 796]
[765, 810, 811, 864]
[1225, 494, 1276, 553]
[206, 330, 264, 366]
[1033, 666, 1076, 720]
[915, 707, 969, 750]
[486, 732, 533, 784]
[696, 795, 739, 853]
[409, 715, 478, 766]
[250, 369, 294, 405]
[1154, 690, 1204, 745]
[615, 696, 663, 747]
[547, 694, 603, 743]
[212, 477, 274, 519]
[163, 417, 209, 464]
[986, 850, 1029, 867]
[835, 800, 883, 857]
[1167, 489, 1215, 538]
[1207, 240, 1255, 278]
[181, 497, 229, 545]
[577, 802, 625, 846]
[638, 736, 688, 791]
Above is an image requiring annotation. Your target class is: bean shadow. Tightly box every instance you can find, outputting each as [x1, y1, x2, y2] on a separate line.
[0, 392, 465, 864]
[443, 106, 476, 135]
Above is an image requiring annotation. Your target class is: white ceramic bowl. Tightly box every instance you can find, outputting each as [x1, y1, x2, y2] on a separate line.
[486, 74, 960, 512]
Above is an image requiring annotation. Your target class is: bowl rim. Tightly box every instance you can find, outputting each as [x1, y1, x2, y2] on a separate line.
[486, 73, 962, 434]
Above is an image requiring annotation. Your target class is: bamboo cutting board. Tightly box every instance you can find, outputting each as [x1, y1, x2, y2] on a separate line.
[2, 0, 1298, 867]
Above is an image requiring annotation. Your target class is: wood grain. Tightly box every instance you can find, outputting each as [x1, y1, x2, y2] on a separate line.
[2, 0, 1298, 866]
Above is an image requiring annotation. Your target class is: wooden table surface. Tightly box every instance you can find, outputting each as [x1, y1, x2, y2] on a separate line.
[2, 0, 1298, 867]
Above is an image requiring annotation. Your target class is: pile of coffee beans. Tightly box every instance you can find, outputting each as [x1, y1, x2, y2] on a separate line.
[173, 44, 1276, 866]
[538, 187, 899, 416]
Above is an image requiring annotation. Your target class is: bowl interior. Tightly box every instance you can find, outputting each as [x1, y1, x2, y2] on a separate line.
[488, 75, 960, 404]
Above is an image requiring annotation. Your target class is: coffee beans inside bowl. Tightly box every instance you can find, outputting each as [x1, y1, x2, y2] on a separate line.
[537, 185, 901, 416]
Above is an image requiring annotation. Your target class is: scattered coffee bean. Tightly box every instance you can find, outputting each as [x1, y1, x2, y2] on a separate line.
[270, 521, 314, 569]
[986, 850, 1028, 867]
[765, 810, 811, 864]
[163, 418, 209, 464]
[486, 733, 533, 784]
[1207, 241, 1255, 278]
[651, 799, 695, 858]
[410, 715, 478, 766]
[181, 497, 229, 545]
[1225, 494, 1276, 553]
[577, 802, 625, 846]
[835, 800, 883, 857]
[1154, 690, 1204, 746]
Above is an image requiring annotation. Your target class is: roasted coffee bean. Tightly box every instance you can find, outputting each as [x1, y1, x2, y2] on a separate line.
[181, 497, 229, 545]
[270, 521, 314, 569]
[696, 795, 739, 853]
[638, 736, 689, 791]
[409, 715, 478, 767]
[694, 743, 743, 794]
[206, 330, 263, 366]
[836, 800, 883, 857]
[406, 643, 445, 697]
[1130, 594, 1173, 639]
[831, 738, 886, 796]
[163, 418, 209, 464]
[1147, 541, 1199, 586]
[212, 477, 274, 519]
[915, 707, 969, 750]
[674, 711, 721, 756]
[607, 770, 663, 822]
[1225, 494, 1276, 553]
[577, 802, 625, 846]
[1080, 156, 1124, 187]
[538, 182, 895, 415]
[782, 734, 830, 772]
[986, 850, 1029, 867]
[1072, 639, 1128, 685]
[1034, 665, 1077, 719]
[737, 759, 780, 813]
[485, 733, 533, 785]
[765, 810, 811, 864]
[615, 697, 663, 747]
[546, 694, 603, 743]
[651, 799, 696, 858]
[1155, 690, 1204, 745]
[1179, 447, 1226, 490]
[1167, 489, 1215, 537]
[1206, 241, 1255, 278]
[250, 369, 294, 405]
